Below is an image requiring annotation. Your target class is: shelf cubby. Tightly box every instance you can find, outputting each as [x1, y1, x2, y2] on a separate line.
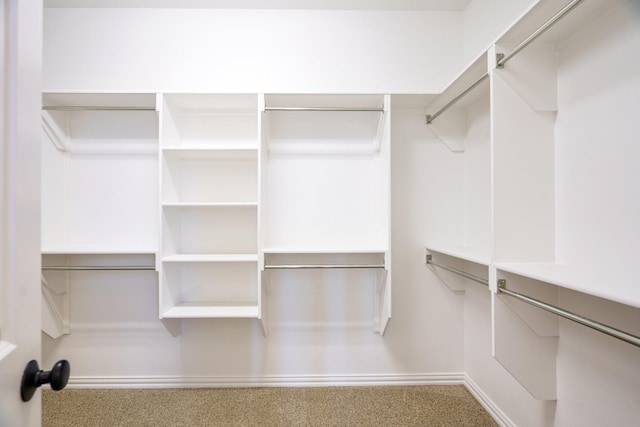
[160, 261, 259, 319]
[161, 148, 258, 204]
[160, 93, 258, 149]
[162, 205, 257, 257]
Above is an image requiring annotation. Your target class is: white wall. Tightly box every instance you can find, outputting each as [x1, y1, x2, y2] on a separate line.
[462, 0, 535, 67]
[41, 7, 468, 386]
[43, 8, 462, 94]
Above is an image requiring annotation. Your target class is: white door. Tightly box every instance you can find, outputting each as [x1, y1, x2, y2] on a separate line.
[0, 0, 43, 425]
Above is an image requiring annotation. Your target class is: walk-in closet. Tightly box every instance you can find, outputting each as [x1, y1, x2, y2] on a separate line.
[1, 0, 638, 425]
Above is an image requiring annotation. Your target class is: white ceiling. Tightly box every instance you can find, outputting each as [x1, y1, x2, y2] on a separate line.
[44, 0, 472, 11]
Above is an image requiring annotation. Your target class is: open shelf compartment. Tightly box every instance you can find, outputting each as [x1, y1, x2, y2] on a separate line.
[160, 261, 259, 319]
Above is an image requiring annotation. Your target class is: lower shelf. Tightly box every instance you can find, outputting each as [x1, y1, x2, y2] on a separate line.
[161, 303, 259, 319]
[495, 262, 639, 309]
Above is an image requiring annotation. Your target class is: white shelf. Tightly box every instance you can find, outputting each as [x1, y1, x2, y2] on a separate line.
[162, 202, 257, 208]
[42, 92, 157, 109]
[163, 93, 257, 110]
[161, 147, 257, 158]
[497, 0, 615, 47]
[427, 51, 489, 112]
[262, 247, 387, 255]
[495, 262, 640, 309]
[425, 244, 490, 266]
[162, 254, 258, 263]
[161, 303, 259, 319]
[42, 247, 157, 255]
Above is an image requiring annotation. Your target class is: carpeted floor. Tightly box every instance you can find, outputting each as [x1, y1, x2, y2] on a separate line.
[43, 385, 498, 426]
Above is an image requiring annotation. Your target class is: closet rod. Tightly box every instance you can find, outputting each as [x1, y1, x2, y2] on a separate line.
[496, 0, 586, 68]
[264, 106, 384, 112]
[497, 280, 640, 348]
[42, 266, 155, 271]
[425, 72, 489, 124]
[265, 264, 386, 270]
[426, 254, 488, 287]
[42, 106, 156, 111]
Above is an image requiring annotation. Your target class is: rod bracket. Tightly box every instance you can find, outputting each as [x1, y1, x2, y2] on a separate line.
[426, 254, 432, 264]
[497, 278, 507, 289]
[496, 53, 505, 69]
[425, 115, 433, 125]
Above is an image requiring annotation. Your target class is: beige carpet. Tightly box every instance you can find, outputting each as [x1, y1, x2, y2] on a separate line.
[43, 385, 498, 426]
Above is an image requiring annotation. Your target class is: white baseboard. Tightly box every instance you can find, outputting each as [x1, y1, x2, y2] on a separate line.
[67, 372, 465, 389]
[464, 374, 515, 427]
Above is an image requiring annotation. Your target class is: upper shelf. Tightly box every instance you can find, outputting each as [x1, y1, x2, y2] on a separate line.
[425, 244, 490, 266]
[42, 247, 157, 255]
[42, 92, 157, 110]
[42, 92, 159, 154]
[497, 0, 618, 47]
[160, 93, 259, 149]
[426, 52, 489, 115]
[162, 93, 257, 111]
[263, 94, 388, 154]
[422, 52, 490, 152]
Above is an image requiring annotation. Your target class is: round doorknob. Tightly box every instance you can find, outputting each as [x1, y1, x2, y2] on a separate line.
[21, 359, 70, 402]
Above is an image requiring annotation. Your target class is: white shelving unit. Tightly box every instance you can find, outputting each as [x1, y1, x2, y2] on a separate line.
[261, 94, 392, 334]
[45, 92, 393, 335]
[41, 93, 159, 338]
[421, 0, 640, 401]
[158, 94, 262, 328]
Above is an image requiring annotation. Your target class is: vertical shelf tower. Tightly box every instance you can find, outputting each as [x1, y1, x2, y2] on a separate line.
[158, 94, 264, 332]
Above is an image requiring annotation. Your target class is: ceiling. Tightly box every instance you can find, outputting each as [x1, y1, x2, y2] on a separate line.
[44, 0, 472, 10]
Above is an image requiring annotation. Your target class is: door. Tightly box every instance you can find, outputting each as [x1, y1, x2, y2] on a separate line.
[0, 0, 43, 425]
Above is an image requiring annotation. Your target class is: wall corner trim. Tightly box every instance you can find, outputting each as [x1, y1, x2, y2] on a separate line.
[464, 374, 515, 427]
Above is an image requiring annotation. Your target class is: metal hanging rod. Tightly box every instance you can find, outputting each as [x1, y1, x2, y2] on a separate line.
[425, 72, 489, 125]
[425, 254, 489, 287]
[497, 280, 640, 348]
[42, 266, 155, 271]
[496, 0, 586, 68]
[42, 106, 156, 111]
[265, 264, 386, 270]
[264, 106, 384, 112]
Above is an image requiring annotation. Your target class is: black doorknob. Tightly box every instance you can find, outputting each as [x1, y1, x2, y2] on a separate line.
[21, 359, 70, 402]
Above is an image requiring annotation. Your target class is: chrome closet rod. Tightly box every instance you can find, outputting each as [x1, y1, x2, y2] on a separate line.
[42, 106, 155, 111]
[425, 254, 488, 287]
[496, 0, 587, 68]
[425, 72, 489, 124]
[264, 106, 384, 112]
[265, 264, 386, 270]
[42, 266, 155, 271]
[497, 280, 640, 348]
